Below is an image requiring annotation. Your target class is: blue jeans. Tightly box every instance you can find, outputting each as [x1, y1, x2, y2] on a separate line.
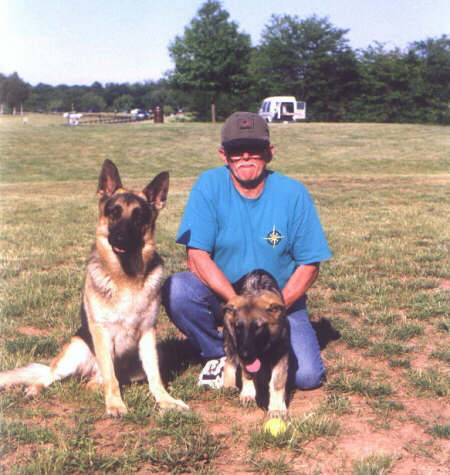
[162, 272, 325, 390]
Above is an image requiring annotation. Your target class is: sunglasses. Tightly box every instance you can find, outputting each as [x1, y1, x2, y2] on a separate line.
[225, 146, 269, 163]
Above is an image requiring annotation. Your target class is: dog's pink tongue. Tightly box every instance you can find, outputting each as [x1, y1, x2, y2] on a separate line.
[246, 358, 261, 373]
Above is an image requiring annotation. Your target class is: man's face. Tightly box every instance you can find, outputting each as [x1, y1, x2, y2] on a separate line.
[219, 145, 274, 188]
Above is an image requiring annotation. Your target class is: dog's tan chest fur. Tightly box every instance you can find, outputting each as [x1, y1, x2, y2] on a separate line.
[85, 260, 164, 358]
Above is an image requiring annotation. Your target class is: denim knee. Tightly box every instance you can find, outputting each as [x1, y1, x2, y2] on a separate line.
[287, 303, 325, 391]
[294, 366, 325, 390]
[161, 272, 224, 359]
[162, 273, 185, 314]
[162, 272, 219, 319]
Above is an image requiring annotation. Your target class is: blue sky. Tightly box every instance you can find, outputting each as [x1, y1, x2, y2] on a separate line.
[1, 0, 448, 86]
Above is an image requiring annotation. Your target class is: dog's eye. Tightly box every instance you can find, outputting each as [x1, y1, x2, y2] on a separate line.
[108, 205, 122, 220]
[267, 303, 284, 314]
[132, 208, 143, 224]
[223, 305, 235, 315]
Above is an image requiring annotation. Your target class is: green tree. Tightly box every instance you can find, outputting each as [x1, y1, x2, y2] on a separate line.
[348, 44, 410, 122]
[52, 84, 88, 111]
[112, 94, 135, 112]
[410, 35, 450, 123]
[348, 43, 442, 123]
[24, 83, 54, 111]
[168, 0, 251, 121]
[79, 91, 106, 112]
[250, 15, 359, 121]
[0, 72, 30, 113]
[103, 83, 132, 109]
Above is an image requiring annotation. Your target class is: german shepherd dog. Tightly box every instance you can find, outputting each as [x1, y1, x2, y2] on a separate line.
[222, 270, 289, 417]
[0, 160, 188, 416]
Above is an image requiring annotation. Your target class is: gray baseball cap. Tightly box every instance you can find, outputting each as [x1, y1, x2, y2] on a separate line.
[221, 112, 270, 152]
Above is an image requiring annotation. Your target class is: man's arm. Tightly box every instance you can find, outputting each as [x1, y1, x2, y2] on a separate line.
[282, 263, 320, 309]
[187, 248, 237, 301]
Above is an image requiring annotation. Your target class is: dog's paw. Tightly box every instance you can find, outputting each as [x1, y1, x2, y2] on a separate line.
[239, 394, 257, 408]
[239, 379, 256, 407]
[158, 397, 189, 411]
[106, 400, 128, 418]
[24, 384, 44, 398]
[267, 409, 288, 420]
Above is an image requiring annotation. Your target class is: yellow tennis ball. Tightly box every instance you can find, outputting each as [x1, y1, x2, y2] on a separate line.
[264, 418, 287, 437]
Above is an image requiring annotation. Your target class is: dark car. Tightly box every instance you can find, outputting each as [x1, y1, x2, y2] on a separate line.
[135, 110, 149, 120]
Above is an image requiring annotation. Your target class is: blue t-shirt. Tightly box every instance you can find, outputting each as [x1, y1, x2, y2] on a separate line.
[177, 166, 331, 289]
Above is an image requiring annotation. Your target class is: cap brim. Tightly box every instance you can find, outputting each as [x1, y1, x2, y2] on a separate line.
[222, 138, 270, 153]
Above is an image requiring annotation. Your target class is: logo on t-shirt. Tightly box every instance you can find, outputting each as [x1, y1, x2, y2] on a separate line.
[264, 225, 286, 247]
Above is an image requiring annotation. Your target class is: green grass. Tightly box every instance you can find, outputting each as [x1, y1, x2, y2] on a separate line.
[407, 369, 450, 397]
[247, 455, 294, 474]
[352, 454, 396, 475]
[427, 423, 450, 439]
[0, 420, 57, 452]
[327, 373, 394, 399]
[249, 411, 340, 450]
[1, 113, 449, 473]
[147, 410, 221, 473]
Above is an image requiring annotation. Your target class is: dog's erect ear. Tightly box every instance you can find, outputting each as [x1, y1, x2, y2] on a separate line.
[97, 159, 123, 196]
[143, 171, 169, 210]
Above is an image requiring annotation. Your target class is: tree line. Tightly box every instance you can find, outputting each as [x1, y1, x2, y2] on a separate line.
[1, 0, 449, 124]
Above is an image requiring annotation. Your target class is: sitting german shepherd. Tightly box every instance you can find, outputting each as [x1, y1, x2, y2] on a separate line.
[0, 159, 188, 416]
[222, 270, 289, 417]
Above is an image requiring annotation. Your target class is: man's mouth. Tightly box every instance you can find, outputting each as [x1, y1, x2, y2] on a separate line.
[236, 162, 256, 170]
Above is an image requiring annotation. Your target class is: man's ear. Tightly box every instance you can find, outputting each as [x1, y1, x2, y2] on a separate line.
[218, 147, 228, 165]
[265, 144, 275, 164]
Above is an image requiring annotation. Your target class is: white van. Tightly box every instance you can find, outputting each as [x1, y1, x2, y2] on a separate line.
[258, 96, 306, 122]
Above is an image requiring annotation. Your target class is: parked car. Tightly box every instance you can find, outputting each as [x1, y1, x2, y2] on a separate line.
[135, 110, 149, 120]
[258, 96, 306, 122]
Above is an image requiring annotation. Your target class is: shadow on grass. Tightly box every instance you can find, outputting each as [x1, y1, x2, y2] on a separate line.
[157, 337, 201, 384]
[312, 317, 341, 350]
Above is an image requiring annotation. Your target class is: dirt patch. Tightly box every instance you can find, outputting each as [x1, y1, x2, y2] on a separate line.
[439, 279, 450, 291]
[18, 326, 51, 337]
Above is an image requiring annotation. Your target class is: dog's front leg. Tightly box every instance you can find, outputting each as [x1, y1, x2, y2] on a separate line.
[90, 322, 127, 417]
[223, 359, 238, 389]
[267, 354, 288, 418]
[139, 328, 188, 411]
[240, 370, 257, 407]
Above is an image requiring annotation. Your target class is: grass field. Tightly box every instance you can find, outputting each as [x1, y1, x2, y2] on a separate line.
[0, 113, 449, 474]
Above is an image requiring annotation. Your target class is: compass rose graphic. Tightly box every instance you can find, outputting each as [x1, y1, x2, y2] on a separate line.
[264, 225, 286, 247]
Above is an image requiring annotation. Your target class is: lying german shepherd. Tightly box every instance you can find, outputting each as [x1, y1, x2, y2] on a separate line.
[0, 159, 188, 416]
[222, 270, 289, 417]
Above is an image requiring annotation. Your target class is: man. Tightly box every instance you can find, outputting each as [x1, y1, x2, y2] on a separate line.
[162, 112, 332, 390]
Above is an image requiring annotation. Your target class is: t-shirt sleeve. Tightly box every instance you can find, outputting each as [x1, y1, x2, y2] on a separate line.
[176, 177, 217, 252]
[291, 187, 332, 265]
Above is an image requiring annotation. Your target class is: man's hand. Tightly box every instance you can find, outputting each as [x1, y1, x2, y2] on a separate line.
[187, 248, 237, 301]
[282, 263, 320, 309]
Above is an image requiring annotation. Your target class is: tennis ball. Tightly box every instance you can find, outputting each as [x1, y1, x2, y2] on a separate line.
[263, 418, 287, 437]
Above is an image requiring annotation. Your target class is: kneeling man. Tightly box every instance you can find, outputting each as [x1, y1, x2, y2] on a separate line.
[163, 112, 332, 391]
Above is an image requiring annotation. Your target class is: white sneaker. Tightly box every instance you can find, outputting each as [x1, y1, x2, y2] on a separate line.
[198, 356, 226, 389]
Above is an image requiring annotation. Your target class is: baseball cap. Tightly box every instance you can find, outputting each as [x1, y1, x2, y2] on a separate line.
[221, 112, 270, 153]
